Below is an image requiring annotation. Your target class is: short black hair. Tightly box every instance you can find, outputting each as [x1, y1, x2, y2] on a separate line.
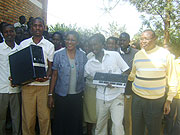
[2, 24, 14, 34]
[32, 17, 45, 26]
[89, 33, 105, 46]
[0, 22, 8, 32]
[19, 15, 26, 20]
[120, 32, 130, 40]
[52, 32, 64, 40]
[65, 30, 80, 42]
[107, 36, 118, 44]
[143, 29, 156, 38]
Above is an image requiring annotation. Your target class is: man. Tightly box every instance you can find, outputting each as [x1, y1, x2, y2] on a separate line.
[85, 33, 129, 135]
[19, 17, 54, 135]
[0, 24, 21, 135]
[14, 15, 27, 30]
[128, 29, 178, 135]
[0, 22, 8, 43]
[118, 32, 138, 135]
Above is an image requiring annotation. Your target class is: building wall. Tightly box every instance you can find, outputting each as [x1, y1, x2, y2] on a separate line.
[0, 0, 48, 24]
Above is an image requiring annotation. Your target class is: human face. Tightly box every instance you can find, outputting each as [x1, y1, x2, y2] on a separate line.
[31, 19, 44, 37]
[65, 34, 78, 51]
[83, 41, 92, 54]
[3, 26, 16, 42]
[106, 39, 116, 51]
[140, 31, 156, 51]
[119, 35, 130, 49]
[52, 34, 62, 47]
[89, 38, 103, 56]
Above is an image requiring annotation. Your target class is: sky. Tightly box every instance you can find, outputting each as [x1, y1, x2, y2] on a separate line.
[47, 0, 143, 38]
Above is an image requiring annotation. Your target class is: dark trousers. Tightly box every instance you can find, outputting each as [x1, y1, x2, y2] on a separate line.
[53, 93, 83, 135]
[0, 93, 21, 135]
[164, 98, 180, 135]
[132, 93, 165, 135]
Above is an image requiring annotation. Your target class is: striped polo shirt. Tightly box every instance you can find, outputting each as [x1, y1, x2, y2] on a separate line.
[128, 46, 178, 101]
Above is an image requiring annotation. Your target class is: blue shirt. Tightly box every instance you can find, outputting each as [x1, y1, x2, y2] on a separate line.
[52, 48, 88, 96]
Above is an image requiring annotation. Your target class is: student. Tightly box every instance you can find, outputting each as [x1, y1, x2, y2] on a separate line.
[19, 17, 54, 135]
[106, 36, 117, 51]
[48, 31, 87, 135]
[0, 24, 21, 135]
[118, 32, 138, 135]
[128, 29, 178, 135]
[14, 15, 27, 29]
[85, 33, 129, 135]
[52, 32, 64, 51]
[15, 27, 24, 45]
[82, 38, 96, 135]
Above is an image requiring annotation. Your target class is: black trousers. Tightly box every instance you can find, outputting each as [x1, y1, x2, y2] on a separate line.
[53, 92, 83, 135]
[132, 93, 165, 135]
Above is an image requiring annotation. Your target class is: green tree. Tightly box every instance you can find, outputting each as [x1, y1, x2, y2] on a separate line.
[104, 0, 180, 55]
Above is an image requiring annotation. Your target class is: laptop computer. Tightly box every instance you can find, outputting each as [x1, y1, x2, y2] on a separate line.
[93, 72, 128, 88]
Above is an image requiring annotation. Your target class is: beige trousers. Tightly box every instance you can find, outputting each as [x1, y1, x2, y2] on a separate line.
[124, 95, 132, 135]
[95, 94, 124, 135]
[22, 85, 51, 135]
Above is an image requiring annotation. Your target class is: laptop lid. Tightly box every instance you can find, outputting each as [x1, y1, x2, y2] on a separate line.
[93, 72, 128, 88]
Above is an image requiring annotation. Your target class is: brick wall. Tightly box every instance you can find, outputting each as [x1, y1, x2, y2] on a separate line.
[0, 0, 47, 25]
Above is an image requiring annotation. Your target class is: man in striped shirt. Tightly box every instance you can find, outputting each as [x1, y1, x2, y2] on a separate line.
[128, 29, 178, 135]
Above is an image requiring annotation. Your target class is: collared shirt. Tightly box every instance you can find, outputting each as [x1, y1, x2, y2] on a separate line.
[118, 45, 131, 55]
[0, 41, 20, 93]
[14, 22, 27, 28]
[19, 37, 55, 85]
[128, 46, 178, 101]
[118, 46, 138, 95]
[85, 50, 129, 101]
[52, 48, 88, 96]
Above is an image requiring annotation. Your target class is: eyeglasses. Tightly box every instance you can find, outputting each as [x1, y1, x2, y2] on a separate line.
[65, 39, 77, 43]
[140, 38, 154, 41]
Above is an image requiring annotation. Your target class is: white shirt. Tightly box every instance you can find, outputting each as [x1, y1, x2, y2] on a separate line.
[19, 37, 55, 85]
[0, 42, 20, 93]
[14, 22, 27, 28]
[85, 50, 129, 101]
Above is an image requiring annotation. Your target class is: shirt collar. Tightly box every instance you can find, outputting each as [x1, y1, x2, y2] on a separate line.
[90, 49, 110, 62]
[119, 45, 131, 54]
[30, 36, 45, 45]
[2, 41, 18, 50]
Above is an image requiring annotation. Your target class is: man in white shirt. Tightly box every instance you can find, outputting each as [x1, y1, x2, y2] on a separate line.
[0, 24, 21, 135]
[85, 33, 129, 135]
[14, 15, 27, 29]
[19, 17, 54, 135]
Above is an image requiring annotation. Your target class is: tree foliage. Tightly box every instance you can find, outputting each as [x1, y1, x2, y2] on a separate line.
[104, 0, 180, 56]
[48, 21, 126, 39]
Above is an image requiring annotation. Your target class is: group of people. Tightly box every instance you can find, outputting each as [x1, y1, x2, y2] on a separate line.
[0, 15, 179, 135]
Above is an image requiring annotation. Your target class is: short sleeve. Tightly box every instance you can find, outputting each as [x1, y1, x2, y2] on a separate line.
[47, 43, 55, 62]
[115, 52, 129, 72]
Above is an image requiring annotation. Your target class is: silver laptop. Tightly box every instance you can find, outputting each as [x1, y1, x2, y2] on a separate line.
[93, 72, 128, 88]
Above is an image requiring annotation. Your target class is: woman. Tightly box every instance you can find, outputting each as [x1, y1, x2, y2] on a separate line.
[48, 31, 87, 135]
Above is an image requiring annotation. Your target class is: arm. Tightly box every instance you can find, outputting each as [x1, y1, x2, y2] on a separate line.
[128, 58, 136, 82]
[164, 54, 178, 114]
[47, 60, 53, 77]
[48, 69, 58, 109]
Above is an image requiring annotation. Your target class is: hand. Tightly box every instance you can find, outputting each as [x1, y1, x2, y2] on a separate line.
[35, 76, 49, 82]
[9, 76, 18, 87]
[48, 96, 54, 110]
[164, 100, 171, 115]
[107, 83, 115, 88]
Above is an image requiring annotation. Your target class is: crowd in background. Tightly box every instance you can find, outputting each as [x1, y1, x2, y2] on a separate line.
[0, 15, 180, 135]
